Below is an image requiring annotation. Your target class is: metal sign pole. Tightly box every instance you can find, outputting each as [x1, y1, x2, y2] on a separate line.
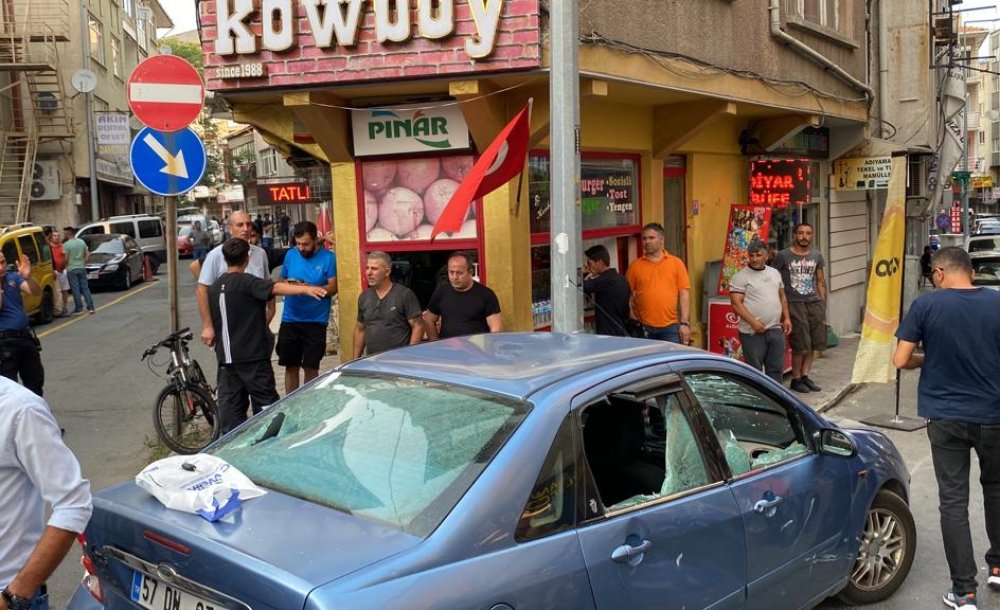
[550, 0, 582, 333]
[166, 195, 179, 333]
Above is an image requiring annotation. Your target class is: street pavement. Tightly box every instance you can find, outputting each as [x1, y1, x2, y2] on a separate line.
[34, 276, 997, 609]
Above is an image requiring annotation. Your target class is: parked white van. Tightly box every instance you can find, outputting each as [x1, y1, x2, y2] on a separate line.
[76, 214, 167, 273]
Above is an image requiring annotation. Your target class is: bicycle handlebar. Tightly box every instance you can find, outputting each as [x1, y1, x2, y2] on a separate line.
[141, 327, 194, 360]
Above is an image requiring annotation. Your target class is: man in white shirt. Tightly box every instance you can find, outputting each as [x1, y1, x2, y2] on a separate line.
[0, 377, 92, 610]
[197, 210, 274, 348]
[729, 240, 791, 383]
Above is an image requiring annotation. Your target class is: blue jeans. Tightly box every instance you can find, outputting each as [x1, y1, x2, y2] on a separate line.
[927, 419, 1000, 595]
[67, 268, 94, 312]
[740, 328, 786, 383]
[644, 323, 681, 343]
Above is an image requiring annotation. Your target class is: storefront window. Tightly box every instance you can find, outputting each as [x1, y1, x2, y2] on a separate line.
[528, 152, 642, 329]
[360, 154, 477, 243]
[530, 154, 640, 235]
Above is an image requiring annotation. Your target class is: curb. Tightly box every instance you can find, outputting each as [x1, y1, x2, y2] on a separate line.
[816, 383, 859, 413]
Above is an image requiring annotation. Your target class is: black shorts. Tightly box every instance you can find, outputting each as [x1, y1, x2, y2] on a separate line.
[276, 322, 326, 369]
[788, 300, 827, 354]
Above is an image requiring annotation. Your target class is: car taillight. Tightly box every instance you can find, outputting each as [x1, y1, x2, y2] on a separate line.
[77, 534, 104, 603]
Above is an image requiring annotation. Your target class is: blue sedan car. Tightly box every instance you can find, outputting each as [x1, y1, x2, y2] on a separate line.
[70, 333, 914, 610]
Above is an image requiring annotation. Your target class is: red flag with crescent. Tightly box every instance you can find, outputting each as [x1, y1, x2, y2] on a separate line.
[430, 100, 532, 240]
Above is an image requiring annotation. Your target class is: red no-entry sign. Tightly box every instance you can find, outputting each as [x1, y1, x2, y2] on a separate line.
[127, 55, 204, 132]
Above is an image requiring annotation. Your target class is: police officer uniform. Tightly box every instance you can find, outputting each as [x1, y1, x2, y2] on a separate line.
[0, 270, 43, 396]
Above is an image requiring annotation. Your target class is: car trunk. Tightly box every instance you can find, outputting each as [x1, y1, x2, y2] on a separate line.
[85, 481, 422, 610]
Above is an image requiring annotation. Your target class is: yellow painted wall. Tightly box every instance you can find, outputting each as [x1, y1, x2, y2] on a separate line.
[331, 162, 362, 359]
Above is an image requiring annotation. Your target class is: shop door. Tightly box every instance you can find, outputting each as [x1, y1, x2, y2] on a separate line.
[663, 162, 687, 261]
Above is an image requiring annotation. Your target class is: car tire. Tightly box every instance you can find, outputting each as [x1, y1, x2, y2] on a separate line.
[837, 489, 916, 605]
[121, 267, 131, 290]
[34, 288, 55, 325]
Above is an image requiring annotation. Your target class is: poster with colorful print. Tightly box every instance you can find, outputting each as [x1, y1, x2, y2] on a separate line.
[717, 204, 772, 295]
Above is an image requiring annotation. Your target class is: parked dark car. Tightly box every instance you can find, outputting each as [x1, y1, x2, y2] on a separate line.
[82, 233, 144, 290]
[971, 252, 1000, 290]
[69, 334, 915, 610]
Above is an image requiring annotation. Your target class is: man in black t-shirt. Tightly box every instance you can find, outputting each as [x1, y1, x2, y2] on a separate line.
[424, 252, 502, 340]
[583, 244, 631, 336]
[353, 251, 424, 357]
[209, 239, 326, 433]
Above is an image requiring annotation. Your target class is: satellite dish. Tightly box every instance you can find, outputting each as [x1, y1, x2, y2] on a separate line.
[71, 69, 97, 93]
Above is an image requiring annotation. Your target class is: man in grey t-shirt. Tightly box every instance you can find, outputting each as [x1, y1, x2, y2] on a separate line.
[729, 241, 790, 383]
[772, 222, 827, 393]
[353, 252, 423, 358]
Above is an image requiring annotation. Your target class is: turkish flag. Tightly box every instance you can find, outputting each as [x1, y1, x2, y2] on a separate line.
[431, 100, 532, 240]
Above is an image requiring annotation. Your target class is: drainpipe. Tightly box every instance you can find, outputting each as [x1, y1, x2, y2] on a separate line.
[877, 0, 888, 135]
[768, 0, 875, 101]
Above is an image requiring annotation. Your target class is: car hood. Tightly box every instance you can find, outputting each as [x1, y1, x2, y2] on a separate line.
[85, 481, 421, 609]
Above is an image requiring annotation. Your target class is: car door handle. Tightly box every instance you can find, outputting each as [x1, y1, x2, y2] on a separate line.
[611, 539, 653, 564]
[753, 495, 783, 516]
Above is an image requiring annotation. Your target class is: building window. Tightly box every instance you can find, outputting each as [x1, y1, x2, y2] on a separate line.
[788, 0, 841, 33]
[260, 148, 279, 177]
[122, 0, 133, 19]
[111, 36, 122, 78]
[89, 15, 105, 64]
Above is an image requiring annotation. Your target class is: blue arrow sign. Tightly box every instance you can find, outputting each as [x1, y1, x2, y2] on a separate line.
[130, 127, 206, 196]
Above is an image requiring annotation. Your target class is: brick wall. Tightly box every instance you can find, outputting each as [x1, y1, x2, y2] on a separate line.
[200, 1, 542, 91]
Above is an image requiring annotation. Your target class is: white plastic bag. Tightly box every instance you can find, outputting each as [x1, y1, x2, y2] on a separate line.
[135, 454, 266, 521]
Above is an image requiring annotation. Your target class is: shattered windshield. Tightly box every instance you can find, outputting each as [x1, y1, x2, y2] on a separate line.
[212, 373, 529, 536]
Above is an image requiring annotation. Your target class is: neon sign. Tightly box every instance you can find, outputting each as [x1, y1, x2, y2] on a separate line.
[749, 159, 810, 208]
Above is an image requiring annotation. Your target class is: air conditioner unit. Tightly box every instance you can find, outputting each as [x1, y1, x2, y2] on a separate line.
[30, 160, 60, 201]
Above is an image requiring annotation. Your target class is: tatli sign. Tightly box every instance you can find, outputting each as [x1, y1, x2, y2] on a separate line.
[215, 0, 506, 59]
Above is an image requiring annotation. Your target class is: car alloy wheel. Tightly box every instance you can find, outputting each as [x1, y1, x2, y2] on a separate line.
[838, 489, 916, 605]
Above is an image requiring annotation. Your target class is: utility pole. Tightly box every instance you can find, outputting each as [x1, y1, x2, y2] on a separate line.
[79, 0, 99, 221]
[550, 0, 582, 333]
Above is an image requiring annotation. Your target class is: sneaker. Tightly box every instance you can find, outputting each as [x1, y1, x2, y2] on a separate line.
[989, 566, 1000, 590]
[943, 591, 977, 610]
[801, 376, 822, 392]
[71, 309, 84, 316]
[87, 308, 96, 314]
[789, 378, 810, 393]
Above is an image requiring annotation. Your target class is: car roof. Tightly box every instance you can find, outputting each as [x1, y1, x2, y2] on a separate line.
[83, 233, 126, 242]
[341, 332, 711, 400]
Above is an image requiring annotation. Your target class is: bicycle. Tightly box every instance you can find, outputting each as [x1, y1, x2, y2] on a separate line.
[142, 327, 220, 454]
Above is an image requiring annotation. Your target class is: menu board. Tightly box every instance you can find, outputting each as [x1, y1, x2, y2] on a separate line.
[718, 205, 772, 294]
[360, 154, 477, 243]
[530, 156, 640, 234]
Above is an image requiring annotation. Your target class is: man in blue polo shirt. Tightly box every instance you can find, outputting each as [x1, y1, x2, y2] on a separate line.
[276, 221, 337, 394]
[894, 247, 1000, 610]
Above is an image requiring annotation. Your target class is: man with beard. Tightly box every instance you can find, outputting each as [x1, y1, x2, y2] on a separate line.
[423, 252, 502, 340]
[626, 223, 692, 344]
[773, 223, 827, 393]
[729, 240, 791, 383]
[276, 221, 338, 393]
[353, 252, 423, 358]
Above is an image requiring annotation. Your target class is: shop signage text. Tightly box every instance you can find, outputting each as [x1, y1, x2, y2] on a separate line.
[749, 159, 810, 207]
[201, 1, 541, 91]
[215, 0, 505, 60]
[833, 156, 891, 191]
[972, 176, 994, 189]
[352, 103, 470, 156]
[257, 182, 313, 205]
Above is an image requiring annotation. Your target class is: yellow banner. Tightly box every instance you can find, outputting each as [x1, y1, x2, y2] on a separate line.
[851, 155, 907, 384]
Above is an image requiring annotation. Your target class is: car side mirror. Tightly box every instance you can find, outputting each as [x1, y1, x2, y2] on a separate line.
[816, 428, 857, 458]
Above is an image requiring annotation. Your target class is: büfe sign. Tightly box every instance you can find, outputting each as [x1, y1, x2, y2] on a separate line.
[199, 0, 542, 91]
[749, 158, 810, 207]
[257, 182, 314, 205]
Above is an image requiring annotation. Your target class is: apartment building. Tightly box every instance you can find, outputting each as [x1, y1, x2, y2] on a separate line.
[0, 0, 171, 228]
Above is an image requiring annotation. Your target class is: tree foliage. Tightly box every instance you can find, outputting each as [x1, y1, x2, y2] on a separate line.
[163, 38, 204, 73]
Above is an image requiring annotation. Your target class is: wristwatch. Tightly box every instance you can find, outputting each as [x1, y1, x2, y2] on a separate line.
[1, 588, 32, 610]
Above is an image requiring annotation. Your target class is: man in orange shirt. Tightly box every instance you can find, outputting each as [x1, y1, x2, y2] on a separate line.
[626, 223, 692, 344]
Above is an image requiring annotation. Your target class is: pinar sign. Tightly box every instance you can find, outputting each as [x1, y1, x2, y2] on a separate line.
[749, 158, 810, 208]
[199, 0, 542, 91]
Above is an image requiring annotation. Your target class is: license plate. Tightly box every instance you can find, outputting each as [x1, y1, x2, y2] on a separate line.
[130, 571, 223, 610]
[87, 272, 99, 279]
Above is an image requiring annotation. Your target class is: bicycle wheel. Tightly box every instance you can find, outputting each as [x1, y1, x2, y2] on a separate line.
[189, 359, 214, 394]
[153, 383, 220, 454]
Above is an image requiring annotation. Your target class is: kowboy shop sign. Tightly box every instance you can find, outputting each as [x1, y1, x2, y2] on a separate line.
[201, 1, 541, 90]
[352, 102, 470, 156]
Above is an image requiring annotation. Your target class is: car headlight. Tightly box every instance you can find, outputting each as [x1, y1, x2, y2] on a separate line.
[104, 264, 119, 271]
